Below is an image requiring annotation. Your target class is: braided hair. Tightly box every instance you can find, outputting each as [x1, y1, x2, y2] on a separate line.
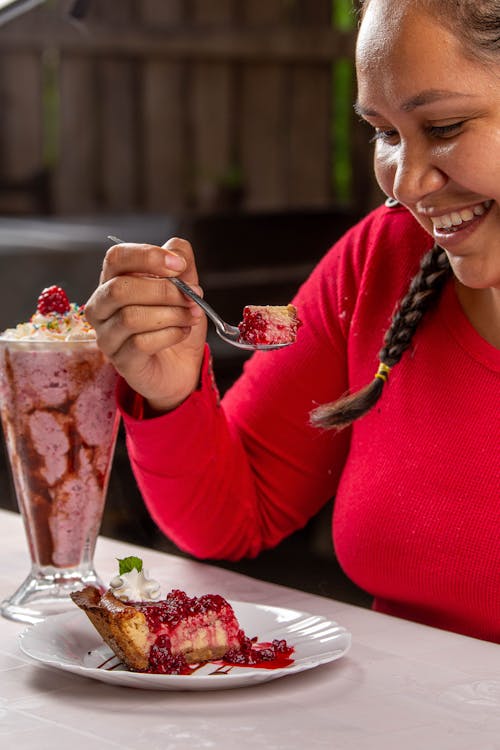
[310, 243, 451, 430]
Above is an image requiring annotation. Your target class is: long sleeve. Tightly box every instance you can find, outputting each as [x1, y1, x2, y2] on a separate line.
[119, 341, 342, 561]
[118, 258, 355, 559]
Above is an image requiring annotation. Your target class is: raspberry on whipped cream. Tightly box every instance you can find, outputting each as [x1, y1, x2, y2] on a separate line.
[2, 301, 94, 342]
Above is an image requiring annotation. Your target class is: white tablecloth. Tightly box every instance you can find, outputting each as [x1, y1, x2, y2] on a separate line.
[0, 508, 498, 750]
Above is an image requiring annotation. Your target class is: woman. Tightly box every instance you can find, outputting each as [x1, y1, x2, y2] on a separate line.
[86, 0, 500, 643]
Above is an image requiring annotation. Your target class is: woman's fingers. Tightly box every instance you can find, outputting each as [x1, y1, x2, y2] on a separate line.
[96, 302, 203, 359]
[111, 326, 193, 376]
[87, 237, 202, 328]
[84, 237, 207, 405]
[85, 236, 208, 402]
[100, 238, 197, 284]
[86, 273, 204, 326]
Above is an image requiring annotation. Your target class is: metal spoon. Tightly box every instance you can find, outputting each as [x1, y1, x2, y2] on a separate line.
[107, 236, 291, 351]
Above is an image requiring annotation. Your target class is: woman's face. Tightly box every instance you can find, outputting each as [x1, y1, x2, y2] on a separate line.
[355, 0, 500, 289]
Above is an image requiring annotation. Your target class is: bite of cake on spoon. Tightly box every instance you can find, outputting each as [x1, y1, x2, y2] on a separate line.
[238, 304, 302, 346]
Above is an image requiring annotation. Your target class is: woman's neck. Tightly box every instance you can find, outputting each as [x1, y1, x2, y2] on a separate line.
[455, 281, 500, 349]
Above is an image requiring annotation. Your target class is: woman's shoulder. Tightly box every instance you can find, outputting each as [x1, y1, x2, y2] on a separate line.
[348, 200, 431, 257]
[298, 202, 435, 332]
[316, 201, 434, 289]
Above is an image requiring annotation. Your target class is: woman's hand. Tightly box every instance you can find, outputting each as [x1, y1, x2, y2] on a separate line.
[85, 238, 208, 413]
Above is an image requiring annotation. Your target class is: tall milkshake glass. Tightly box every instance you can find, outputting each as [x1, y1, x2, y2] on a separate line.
[0, 290, 119, 623]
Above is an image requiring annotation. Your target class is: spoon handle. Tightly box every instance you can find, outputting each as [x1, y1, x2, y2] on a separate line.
[168, 276, 238, 336]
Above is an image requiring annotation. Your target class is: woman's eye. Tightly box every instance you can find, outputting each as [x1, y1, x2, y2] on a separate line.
[366, 119, 466, 144]
[427, 121, 465, 138]
[369, 128, 399, 144]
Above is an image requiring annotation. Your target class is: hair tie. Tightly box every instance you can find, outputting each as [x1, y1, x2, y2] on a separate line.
[374, 362, 391, 383]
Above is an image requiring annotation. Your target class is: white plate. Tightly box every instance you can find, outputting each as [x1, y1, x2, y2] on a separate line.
[19, 600, 351, 691]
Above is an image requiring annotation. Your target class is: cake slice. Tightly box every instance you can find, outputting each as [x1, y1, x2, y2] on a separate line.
[71, 585, 244, 674]
[238, 304, 302, 346]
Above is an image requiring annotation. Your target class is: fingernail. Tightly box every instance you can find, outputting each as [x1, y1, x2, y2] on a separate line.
[164, 252, 186, 271]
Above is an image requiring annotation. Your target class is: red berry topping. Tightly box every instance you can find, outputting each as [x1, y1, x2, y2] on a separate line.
[37, 286, 71, 315]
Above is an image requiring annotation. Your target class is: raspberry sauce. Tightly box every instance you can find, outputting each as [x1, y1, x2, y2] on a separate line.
[221, 636, 294, 670]
[134, 589, 294, 675]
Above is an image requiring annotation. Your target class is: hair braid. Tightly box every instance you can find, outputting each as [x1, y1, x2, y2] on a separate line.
[310, 244, 451, 431]
[380, 244, 451, 365]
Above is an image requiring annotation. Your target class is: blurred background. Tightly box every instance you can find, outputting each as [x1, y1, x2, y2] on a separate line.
[0, 0, 382, 606]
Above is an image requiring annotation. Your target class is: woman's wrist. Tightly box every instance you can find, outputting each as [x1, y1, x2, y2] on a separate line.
[143, 375, 204, 417]
[143, 393, 191, 417]
[136, 346, 211, 419]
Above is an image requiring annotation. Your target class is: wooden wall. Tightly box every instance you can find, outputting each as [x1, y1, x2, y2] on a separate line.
[0, 0, 382, 217]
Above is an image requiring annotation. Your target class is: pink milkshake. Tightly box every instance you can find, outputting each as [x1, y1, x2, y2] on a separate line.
[0, 286, 119, 622]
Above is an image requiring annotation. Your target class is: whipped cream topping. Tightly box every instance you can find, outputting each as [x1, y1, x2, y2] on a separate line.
[1, 303, 95, 342]
[109, 568, 162, 602]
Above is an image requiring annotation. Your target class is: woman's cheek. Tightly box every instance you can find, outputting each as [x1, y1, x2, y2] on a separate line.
[438, 140, 497, 199]
[374, 146, 397, 198]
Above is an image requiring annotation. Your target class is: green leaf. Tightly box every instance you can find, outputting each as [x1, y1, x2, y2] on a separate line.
[117, 556, 143, 575]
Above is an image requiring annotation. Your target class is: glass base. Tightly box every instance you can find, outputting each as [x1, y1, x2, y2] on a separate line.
[1, 566, 104, 624]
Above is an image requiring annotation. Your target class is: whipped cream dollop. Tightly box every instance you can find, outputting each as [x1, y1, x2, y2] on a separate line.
[1, 304, 95, 342]
[109, 568, 162, 602]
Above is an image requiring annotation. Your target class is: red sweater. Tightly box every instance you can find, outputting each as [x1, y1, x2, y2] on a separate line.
[119, 205, 500, 643]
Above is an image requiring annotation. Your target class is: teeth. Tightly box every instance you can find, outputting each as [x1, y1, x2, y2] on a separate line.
[431, 200, 491, 230]
[460, 208, 474, 221]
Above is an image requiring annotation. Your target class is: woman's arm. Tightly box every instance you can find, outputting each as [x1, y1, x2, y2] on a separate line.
[118, 231, 359, 560]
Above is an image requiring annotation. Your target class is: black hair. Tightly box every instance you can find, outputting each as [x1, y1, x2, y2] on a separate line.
[310, 244, 451, 430]
[358, 0, 500, 63]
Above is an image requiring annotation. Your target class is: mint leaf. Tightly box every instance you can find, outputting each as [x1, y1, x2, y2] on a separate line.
[117, 556, 143, 575]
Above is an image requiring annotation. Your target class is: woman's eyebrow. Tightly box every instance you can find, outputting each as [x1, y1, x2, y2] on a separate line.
[354, 101, 376, 117]
[354, 89, 475, 117]
[400, 89, 475, 111]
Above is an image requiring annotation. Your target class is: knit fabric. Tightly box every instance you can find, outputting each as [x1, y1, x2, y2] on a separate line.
[119, 204, 500, 643]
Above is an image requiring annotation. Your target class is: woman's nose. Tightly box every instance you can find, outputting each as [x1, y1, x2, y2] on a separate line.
[392, 143, 447, 204]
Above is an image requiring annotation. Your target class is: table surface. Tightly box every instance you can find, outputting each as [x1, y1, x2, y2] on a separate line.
[1, 508, 499, 750]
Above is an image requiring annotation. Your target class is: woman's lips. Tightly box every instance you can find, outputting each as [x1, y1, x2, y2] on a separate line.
[430, 201, 493, 243]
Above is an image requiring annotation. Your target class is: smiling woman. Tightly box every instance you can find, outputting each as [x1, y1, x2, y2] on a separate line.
[84, 0, 500, 645]
[312, 0, 500, 425]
